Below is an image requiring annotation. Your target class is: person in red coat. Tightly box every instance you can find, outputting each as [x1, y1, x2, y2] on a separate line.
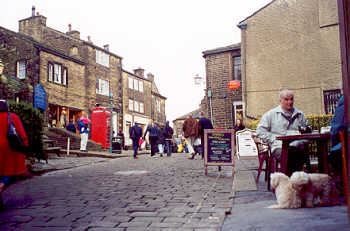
[0, 100, 29, 210]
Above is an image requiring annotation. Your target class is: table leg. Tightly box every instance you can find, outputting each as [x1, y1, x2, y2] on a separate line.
[318, 140, 328, 174]
[280, 141, 290, 174]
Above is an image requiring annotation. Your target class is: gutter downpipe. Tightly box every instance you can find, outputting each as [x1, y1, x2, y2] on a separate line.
[237, 22, 251, 120]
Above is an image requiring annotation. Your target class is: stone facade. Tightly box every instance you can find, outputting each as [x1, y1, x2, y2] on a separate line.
[239, 0, 342, 119]
[202, 44, 242, 129]
[1, 9, 123, 133]
[122, 69, 166, 146]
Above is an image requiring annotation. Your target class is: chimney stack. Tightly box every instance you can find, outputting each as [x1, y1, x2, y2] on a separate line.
[103, 44, 109, 51]
[87, 36, 92, 44]
[32, 6, 35, 16]
[68, 24, 72, 31]
[147, 73, 154, 82]
[134, 68, 145, 77]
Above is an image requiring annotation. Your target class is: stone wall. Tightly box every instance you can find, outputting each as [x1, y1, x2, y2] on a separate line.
[240, 0, 341, 118]
[203, 48, 241, 128]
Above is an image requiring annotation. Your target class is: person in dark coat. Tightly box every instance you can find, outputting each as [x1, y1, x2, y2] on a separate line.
[66, 120, 76, 134]
[164, 121, 174, 156]
[129, 123, 143, 159]
[143, 121, 159, 156]
[197, 111, 213, 159]
[233, 119, 245, 133]
[157, 125, 166, 157]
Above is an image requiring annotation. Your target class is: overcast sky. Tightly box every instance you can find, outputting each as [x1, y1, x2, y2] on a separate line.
[1, 0, 271, 122]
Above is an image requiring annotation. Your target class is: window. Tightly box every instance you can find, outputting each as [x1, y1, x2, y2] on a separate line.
[96, 78, 110, 96]
[54, 64, 62, 84]
[134, 79, 139, 91]
[96, 49, 110, 67]
[324, 89, 341, 114]
[16, 60, 26, 79]
[139, 102, 144, 113]
[48, 63, 53, 81]
[232, 102, 243, 127]
[128, 77, 133, 89]
[139, 81, 143, 92]
[48, 62, 68, 86]
[134, 101, 139, 112]
[157, 100, 161, 112]
[233, 56, 241, 81]
[129, 99, 134, 111]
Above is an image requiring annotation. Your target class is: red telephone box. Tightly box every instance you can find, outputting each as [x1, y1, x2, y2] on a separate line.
[91, 107, 111, 148]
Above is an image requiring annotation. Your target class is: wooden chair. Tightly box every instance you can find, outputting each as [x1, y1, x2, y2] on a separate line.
[339, 131, 348, 204]
[252, 134, 278, 190]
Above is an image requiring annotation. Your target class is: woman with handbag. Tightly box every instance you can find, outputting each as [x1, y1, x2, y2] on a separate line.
[0, 100, 29, 210]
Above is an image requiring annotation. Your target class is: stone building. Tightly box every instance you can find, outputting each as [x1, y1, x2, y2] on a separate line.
[238, 0, 342, 119]
[0, 7, 123, 133]
[202, 43, 242, 129]
[122, 68, 166, 146]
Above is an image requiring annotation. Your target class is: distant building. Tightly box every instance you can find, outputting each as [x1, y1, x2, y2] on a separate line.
[122, 68, 166, 146]
[0, 7, 123, 132]
[238, 0, 342, 119]
[202, 43, 242, 128]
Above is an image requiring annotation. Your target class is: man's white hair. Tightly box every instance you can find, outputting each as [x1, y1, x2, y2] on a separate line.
[280, 89, 294, 99]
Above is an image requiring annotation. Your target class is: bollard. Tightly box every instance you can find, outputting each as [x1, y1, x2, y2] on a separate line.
[67, 137, 70, 156]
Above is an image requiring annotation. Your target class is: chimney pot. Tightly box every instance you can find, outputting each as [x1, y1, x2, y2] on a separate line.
[103, 44, 109, 51]
[36, 12, 40, 16]
[68, 24, 72, 31]
[32, 6, 35, 16]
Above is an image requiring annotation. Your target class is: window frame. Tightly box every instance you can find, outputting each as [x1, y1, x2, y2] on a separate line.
[47, 61, 68, 87]
[96, 49, 110, 67]
[128, 77, 134, 89]
[96, 78, 110, 96]
[139, 80, 143, 92]
[129, 99, 134, 111]
[16, 60, 26, 79]
[233, 56, 242, 82]
[139, 102, 144, 113]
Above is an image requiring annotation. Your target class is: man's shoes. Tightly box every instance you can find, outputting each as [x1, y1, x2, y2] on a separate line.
[188, 153, 196, 159]
[133, 156, 138, 159]
[160, 154, 163, 157]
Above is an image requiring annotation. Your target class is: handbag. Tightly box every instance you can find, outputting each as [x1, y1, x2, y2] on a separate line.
[7, 113, 26, 153]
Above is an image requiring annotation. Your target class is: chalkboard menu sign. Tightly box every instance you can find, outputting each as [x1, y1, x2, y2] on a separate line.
[204, 129, 235, 177]
[207, 132, 232, 162]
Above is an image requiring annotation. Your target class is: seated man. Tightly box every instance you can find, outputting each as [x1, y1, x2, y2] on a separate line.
[256, 90, 310, 176]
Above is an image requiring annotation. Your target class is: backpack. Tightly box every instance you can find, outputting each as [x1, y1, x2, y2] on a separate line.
[130, 127, 136, 139]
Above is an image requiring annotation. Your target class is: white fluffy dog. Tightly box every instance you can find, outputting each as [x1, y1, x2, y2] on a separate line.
[290, 171, 337, 207]
[269, 172, 303, 209]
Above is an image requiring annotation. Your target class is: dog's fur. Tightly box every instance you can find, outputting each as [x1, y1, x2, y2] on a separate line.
[269, 172, 302, 209]
[290, 171, 337, 207]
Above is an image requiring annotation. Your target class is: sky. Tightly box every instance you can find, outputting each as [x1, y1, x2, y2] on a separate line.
[1, 0, 272, 122]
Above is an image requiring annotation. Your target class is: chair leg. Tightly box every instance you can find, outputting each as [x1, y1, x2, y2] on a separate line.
[256, 153, 268, 183]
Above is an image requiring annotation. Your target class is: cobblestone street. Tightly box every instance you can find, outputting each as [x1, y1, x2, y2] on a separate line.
[0, 154, 234, 231]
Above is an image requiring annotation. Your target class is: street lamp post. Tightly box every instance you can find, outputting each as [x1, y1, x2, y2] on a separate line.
[194, 74, 213, 124]
[109, 93, 114, 153]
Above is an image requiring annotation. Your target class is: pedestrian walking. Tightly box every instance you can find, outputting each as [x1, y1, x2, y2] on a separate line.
[77, 112, 89, 152]
[143, 121, 159, 156]
[164, 121, 174, 156]
[0, 100, 29, 210]
[66, 119, 76, 134]
[183, 115, 200, 159]
[157, 125, 166, 157]
[198, 111, 213, 159]
[129, 123, 143, 159]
